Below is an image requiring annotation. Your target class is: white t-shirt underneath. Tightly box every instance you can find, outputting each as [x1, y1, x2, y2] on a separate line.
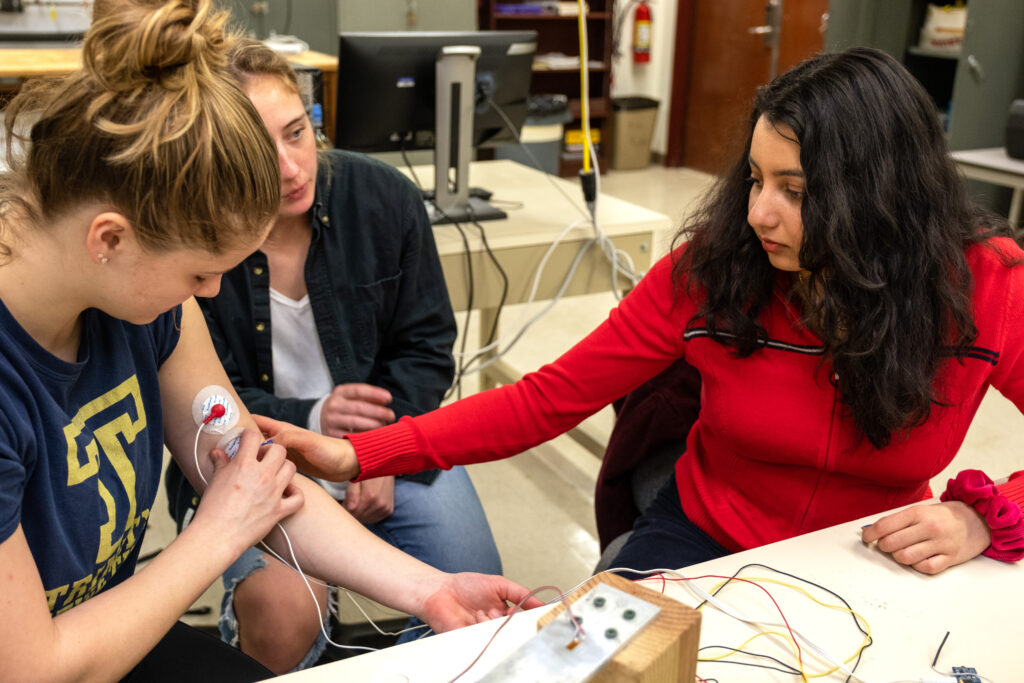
[269, 288, 349, 500]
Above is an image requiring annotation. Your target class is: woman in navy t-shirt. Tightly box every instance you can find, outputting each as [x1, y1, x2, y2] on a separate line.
[0, 2, 537, 680]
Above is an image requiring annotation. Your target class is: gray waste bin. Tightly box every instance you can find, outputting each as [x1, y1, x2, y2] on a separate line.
[495, 94, 572, 175]
[611, 96, 659, 170]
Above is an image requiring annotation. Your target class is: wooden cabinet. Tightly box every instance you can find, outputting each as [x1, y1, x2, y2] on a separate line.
[478, 1, 615, 176]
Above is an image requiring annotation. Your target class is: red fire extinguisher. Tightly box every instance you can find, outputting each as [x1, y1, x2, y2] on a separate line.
[633, 0, 651, 63]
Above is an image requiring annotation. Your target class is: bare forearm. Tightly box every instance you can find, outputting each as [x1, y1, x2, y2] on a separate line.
[263, 475, 440, 617]
[238, 419, 542, 633]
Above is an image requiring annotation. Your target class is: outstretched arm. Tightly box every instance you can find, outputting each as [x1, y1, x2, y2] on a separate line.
[251, 252, 692, 485]
[165, 301, 541, 631]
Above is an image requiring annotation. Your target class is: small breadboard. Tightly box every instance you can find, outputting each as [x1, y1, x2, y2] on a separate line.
[478, 572, 700, 682]
[952, 666, 981, 683]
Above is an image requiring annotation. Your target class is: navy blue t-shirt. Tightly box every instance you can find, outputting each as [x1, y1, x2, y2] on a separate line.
[0, 300, 180, 615]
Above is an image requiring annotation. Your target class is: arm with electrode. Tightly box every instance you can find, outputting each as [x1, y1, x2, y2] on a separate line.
[0, 298, 306, 683]
[161, 300, 539, 635]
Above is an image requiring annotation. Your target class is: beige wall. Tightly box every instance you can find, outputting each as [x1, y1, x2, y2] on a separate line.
[337, 0, 474, 32]
[610, 0, 678, 155]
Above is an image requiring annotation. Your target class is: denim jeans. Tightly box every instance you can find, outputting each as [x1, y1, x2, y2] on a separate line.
[363, 465, 502, 644]
[608, 475, 731, 575]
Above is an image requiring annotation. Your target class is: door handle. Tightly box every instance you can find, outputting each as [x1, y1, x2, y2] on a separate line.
[966, 54, 986, 84]
[752, 0, 782, 79]
[750, 0, 782, 48]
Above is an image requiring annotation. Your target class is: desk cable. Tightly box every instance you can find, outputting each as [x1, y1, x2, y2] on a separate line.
[599, 566, 970, 683]
[400, 144, 596, 395]
[399, 79, 646, 391]
[428, 202, 476, 401]
[572, 0, 642, 299]
[400, 144, 480, 400]
[451, 221, 595, 382]
[437, 96, 642, 383]
[442, 95, 642, 381]
[485, 93, 642, 300]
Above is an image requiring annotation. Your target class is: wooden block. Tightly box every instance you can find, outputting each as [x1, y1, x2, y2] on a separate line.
[537, 572, 701, 682]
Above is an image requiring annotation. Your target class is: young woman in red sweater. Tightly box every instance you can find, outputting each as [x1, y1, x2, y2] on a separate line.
[259, 47, 1024, 576]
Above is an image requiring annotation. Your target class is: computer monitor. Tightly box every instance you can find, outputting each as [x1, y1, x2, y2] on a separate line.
[335, 30, 537, 224]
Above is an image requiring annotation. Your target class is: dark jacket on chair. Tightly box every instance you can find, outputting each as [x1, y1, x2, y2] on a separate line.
[595, 358, 702, 550]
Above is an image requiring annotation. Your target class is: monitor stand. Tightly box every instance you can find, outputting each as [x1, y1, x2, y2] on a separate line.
[424, 196, 505, 225]
[431, 45, 507, 226]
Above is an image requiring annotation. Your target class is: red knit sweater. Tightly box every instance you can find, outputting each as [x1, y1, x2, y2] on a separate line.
[350, 238, 1024, 552]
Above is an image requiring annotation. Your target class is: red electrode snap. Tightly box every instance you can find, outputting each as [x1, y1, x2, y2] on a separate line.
[203, 403, 226, 425]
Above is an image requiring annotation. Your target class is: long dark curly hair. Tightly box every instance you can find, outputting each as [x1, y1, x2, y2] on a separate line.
[673, 47, 1011, 448]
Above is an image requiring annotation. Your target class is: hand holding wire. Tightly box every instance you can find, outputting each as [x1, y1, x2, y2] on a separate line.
[417, 572, 546, 635]
[192, 428, 304, 554]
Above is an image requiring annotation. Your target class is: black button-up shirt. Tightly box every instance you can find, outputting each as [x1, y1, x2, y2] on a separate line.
[166, 150, 453, 509]
[204, 149, 455, 425]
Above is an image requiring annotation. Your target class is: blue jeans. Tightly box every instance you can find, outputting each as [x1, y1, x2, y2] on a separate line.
[364, 466, 502, 645]
[364, 466, 502, 576]
[219, 466, 501, 668]
[608, 476, 731, 575]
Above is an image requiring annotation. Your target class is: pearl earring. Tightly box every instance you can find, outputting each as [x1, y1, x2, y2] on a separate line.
[97, 253, 109, 264]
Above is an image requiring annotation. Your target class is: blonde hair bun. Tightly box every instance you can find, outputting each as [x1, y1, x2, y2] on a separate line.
[86, 0, 228, 93]
[1, 0, 281, 257]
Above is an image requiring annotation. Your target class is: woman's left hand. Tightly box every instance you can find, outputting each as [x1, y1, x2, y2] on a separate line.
[414, 573, 546, 633]
[861, 500, 992, 574]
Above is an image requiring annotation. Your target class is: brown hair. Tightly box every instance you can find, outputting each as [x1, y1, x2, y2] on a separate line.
[0, 0, 280, 256]
[225, 37, 332, 157]
[226, 36, 301, 94]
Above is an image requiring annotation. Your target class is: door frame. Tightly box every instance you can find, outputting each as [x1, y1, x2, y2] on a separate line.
[664, 0, 696, 167]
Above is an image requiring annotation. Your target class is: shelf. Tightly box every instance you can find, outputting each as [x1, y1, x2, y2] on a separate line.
[495, 12, 610, 20]
[482, 0, 614, 178]
[906, 45, 960, 60]
[532, 65, 609, 73]
[568, 97, 608, 118]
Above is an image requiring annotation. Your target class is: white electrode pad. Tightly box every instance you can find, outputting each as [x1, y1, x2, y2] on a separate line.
[215, 427, 246, 459]
[191, 385, 239, 435]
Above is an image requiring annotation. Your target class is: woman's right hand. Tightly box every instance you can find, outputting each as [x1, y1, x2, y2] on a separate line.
[192, 428, 304, 553]
[252, 413, 361, 482]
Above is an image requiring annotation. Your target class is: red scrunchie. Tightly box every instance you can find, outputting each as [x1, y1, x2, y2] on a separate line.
[940, 469, 1024, 562]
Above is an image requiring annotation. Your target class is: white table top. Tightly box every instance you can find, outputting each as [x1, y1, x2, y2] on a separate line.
[0, 5, 90, 39]
[275, 503, 1022, 682]
[414, 159, 671, 258]
[413, 159, 669, 309]
[677, 508, 1021, 682]
[951, 147, 1024, 176]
